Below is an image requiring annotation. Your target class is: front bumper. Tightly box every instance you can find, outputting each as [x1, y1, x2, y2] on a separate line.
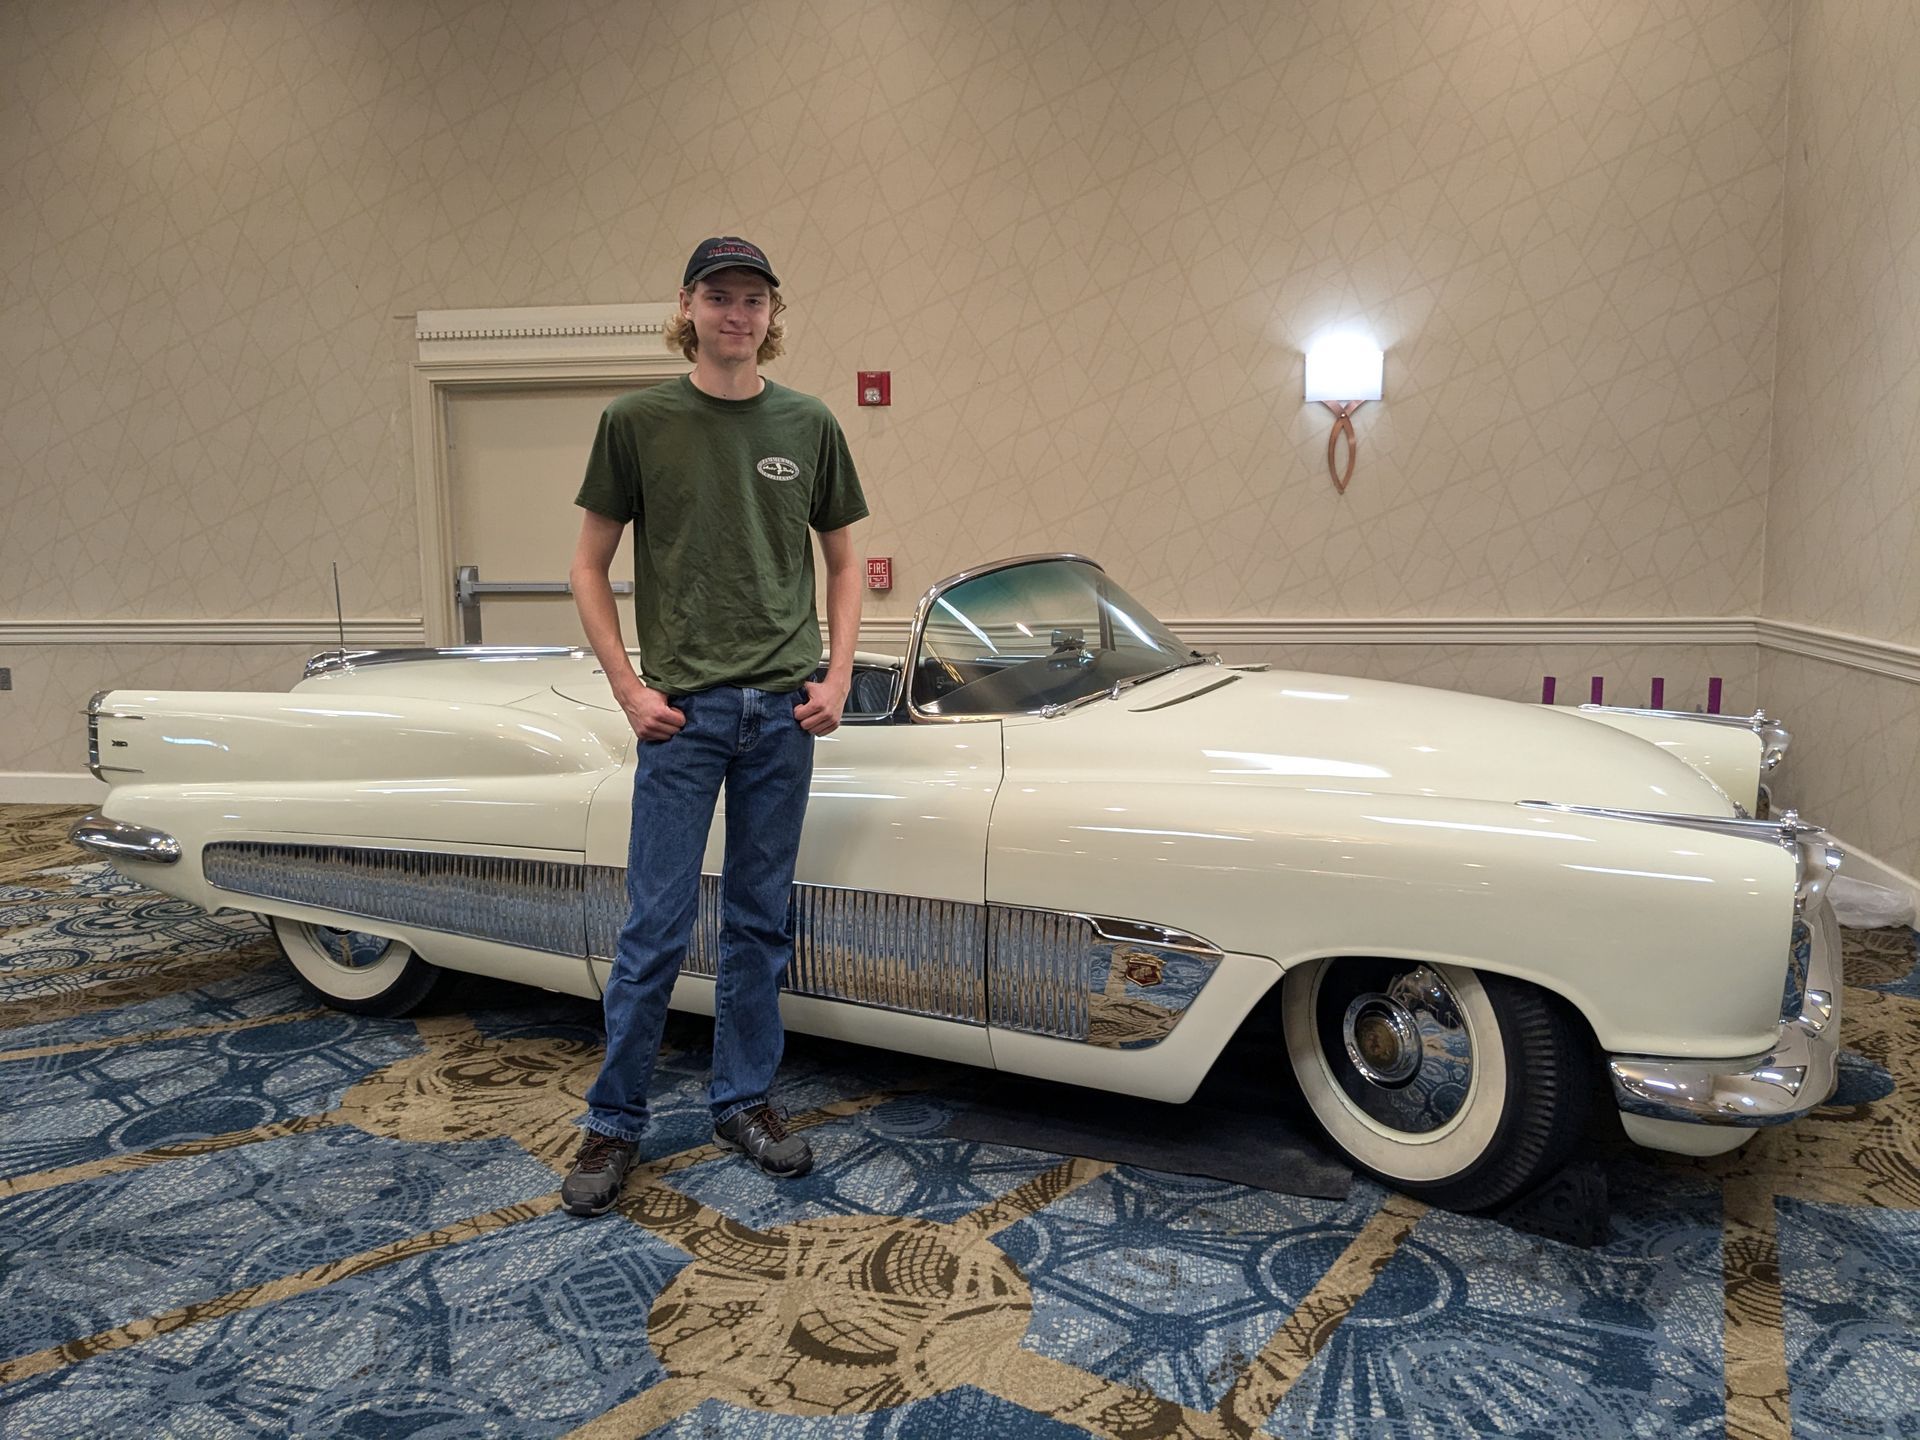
[1607, 900, 1841, 1126]
[68, 813, 182, 865]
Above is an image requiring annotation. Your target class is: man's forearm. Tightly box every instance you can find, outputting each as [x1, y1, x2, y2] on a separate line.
[571, 564, 640, 689]
[823, 559, 862, 680]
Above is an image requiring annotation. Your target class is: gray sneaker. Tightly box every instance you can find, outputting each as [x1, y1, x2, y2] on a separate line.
[561, 1132, 639, 1216]
[713, 1105, 813, 1178]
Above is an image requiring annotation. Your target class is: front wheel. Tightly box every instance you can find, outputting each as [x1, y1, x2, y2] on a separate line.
[269, 915, 440, 1017]
[1281, 957, 1592, 1211]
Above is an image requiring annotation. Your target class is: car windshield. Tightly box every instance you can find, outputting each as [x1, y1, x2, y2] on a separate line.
[911, 558, 1201, 717]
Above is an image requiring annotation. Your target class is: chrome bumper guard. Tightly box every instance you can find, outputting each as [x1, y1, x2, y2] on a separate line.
[1608, 899, 1842, 1126]
[67, 814, 182, 866]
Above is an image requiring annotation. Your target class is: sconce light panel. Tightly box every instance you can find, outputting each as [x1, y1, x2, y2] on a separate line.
[1304, 334, 1384, 403]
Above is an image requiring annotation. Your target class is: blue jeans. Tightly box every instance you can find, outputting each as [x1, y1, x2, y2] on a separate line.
[582, 685, 814, 1141]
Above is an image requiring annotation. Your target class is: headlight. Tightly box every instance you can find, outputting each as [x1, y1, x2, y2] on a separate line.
[1757, 712, 1791, 772]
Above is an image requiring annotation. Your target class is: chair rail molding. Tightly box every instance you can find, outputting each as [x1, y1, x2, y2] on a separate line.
[1, 618, 426, 645]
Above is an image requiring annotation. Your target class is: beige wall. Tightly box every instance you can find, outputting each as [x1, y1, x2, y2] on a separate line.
[0, 0, 1792, 623]
[1765, 1, 1920, 646]
[1758, 2, 1920, 875]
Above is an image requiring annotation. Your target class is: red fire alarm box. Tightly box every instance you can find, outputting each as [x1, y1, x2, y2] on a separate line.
[865, 556, 892, 591]
[857, 371, 891, 406]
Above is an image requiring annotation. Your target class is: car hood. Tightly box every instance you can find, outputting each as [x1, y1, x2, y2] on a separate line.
[1003, 666, 1735, 815]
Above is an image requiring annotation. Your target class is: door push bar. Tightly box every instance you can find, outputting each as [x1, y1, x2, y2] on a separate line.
[454, 564, 633, 644]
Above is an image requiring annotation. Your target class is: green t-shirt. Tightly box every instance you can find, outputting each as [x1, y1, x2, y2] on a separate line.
[574, 376, 869, 695]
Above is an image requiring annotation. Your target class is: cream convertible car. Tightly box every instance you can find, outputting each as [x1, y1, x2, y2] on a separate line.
[72, 554, 1842, 1210]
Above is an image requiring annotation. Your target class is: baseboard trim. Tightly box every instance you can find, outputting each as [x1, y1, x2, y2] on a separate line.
[1827, 835, 1920, 904]
[0, 772, 109, 805]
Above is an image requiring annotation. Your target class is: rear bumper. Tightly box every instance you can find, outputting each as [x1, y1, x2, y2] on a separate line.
[1608, 900, 1841, 1127]
[68, 813, 182, 865]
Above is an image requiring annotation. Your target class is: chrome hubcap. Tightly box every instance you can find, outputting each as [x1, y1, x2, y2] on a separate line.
[1319, 963, 1474, 1135]
[1343, 996, 1422, 1085]
[314, 926, 395, 971]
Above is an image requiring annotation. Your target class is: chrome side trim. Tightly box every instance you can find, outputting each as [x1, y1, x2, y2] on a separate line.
[86, 690, 106, 780]
[84, 690, 147, 780]
[1516, 800, 1843, 912]
[987, 905, 1223, 1048]
[203, 841, 585, 955]
[68, 814, 181, 865]
[1578, 704, 1791, 770]
[1609, 899, 1841, 1126]
[303, 646, 587, 680]
[1130, 674, 1240, 712]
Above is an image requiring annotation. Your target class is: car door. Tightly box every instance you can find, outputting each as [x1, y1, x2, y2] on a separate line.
[580, 695, 1004, 1067]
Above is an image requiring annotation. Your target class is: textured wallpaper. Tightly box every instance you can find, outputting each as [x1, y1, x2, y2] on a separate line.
[1765, 1, 1920, 647]
[1761, 650, 1920, 880]
[2, 0, 1790, 631]
[1757, 4, 1920, 879]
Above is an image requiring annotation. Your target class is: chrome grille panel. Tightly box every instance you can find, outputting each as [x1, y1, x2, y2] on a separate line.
[206, 844, 1216, 1044]
[988, 906, 1093, 1040]
[790, 885, 985, 1022]
[203, 842, 584, 956]
[583, 866, 719, 978]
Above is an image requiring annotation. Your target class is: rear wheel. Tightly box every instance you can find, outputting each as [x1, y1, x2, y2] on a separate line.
[1281, 957, 1592, 1211]
[269, 914, 440, 1017]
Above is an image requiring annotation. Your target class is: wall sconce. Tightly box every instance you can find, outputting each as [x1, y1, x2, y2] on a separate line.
[1304, 334, 1383, 494]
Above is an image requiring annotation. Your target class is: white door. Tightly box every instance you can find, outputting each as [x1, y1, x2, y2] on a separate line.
[445, 383, 650, 647]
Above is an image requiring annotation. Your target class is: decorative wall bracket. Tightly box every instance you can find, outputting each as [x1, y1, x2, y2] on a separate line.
[1320, 399, 1368, 494]
[1304, 334, 1384, 496]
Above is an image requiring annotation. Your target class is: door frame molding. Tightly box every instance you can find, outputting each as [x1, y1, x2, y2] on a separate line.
[409, 304, 687, 645]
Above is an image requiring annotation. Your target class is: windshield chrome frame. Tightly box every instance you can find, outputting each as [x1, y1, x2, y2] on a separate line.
[902, 553, 1195, 724]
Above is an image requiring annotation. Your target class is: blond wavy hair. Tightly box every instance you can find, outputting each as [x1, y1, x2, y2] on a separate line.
[665, 276, 787, 364]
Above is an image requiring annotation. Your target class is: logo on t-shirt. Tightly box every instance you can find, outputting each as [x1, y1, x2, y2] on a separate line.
[756, 456, 800, 482]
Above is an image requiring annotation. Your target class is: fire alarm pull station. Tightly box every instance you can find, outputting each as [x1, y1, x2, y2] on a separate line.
[866, 557, 893, 592]
[858, 371, 891, 406]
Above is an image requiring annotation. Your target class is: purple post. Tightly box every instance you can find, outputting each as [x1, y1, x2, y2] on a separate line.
[1541, 676, 1557, 705]
[1590, 676, 1604, 705]
[1707, 676, 1723, 714]
[1650, 676, 1665, 708]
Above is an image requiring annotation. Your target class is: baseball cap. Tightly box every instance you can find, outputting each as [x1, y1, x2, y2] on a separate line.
[682, 236, 780, 289]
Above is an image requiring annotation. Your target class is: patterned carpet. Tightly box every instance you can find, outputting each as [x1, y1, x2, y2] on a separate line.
[1, 802, 1916, 1438]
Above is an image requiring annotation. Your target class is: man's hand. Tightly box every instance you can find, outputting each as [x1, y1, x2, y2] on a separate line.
[616, 680, 686, 742]
[795, 675, 849, 736]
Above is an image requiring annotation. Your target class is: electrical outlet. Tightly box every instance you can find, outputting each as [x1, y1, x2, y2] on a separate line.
[0, 667, 11, 690]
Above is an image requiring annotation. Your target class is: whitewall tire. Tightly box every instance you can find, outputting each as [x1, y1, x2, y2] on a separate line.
[269, 915, 440, 1017]
[1282, 957, 1592, 1211]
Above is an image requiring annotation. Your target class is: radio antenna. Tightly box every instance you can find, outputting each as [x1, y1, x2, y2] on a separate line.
[331, 562, 346, 659]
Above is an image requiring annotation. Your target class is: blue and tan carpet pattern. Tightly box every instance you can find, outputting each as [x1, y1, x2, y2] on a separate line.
[1, 803, 1916, 1437]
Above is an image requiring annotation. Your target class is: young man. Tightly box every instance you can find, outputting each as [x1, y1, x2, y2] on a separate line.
[561, 236, 868, 1217]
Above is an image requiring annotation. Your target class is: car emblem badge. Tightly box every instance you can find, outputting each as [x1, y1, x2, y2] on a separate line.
[757, 456, 800, 482]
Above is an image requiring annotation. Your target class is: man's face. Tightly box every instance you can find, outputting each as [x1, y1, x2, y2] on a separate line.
[682, 269, 773, 365]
